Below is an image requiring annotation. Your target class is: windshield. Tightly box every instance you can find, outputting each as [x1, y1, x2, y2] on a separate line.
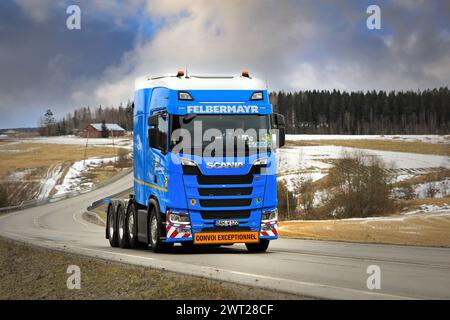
[169, 114, 272, 156]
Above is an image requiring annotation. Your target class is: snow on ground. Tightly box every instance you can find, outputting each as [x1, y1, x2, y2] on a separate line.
[286, 134, 450, 144]
[276, 143, 449, 196]
[355, 204, 450, 223]
[393, 174, 416, 183]
[413, 179, 450, 199]
[54, 156, 118, 196]
[6, 135, 132, 149]
[36, 166, 64, 200]
[8, 168, 35, 180]
[286, 204, 450, 224]
[278, 172, 326, 191]
[277, 145, 449, 173]
[277, 146, 333, 172]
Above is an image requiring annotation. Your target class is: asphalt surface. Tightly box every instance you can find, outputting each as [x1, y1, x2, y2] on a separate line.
[1, 172, 450, 300]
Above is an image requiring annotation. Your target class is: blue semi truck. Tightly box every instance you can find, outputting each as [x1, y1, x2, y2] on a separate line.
[106, 70, 285, 253]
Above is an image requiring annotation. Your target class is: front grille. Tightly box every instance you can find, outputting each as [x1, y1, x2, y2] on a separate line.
[198, 187, 252, 196]
[201, 226, 251, 232]
[197, 174, 253, 185]
[183, 164, 263, 185]
[199, 198, 252, 207]
[201, 210, 251, 220]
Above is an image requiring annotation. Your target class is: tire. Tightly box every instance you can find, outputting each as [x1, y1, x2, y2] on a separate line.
[149, 207, 173, 253]
[117, 205, 129, 248]
[126, 203, 147, 248]
[107, 204, 119, 247]
[245, 240, 270, 253]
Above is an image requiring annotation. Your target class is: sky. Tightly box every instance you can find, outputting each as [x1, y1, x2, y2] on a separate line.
[0, 0, 449, 128]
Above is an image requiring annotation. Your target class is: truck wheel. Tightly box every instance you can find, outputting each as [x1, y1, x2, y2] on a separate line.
[149, 207, 173, 253]
[117, 205, 129, 248]
[245, 240, 270, 253]
[107, 205, 119, 247]
[126, 203, 147, 248]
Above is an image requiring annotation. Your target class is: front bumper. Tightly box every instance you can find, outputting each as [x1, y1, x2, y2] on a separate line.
[164, 219, 279, 243]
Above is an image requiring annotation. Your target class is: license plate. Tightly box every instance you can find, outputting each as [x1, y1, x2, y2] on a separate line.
[194, 231, 259, 244]
[215, 219, 239, 227]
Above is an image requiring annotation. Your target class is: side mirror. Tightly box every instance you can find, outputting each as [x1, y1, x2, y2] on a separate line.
[271, 113, 285, 128]
[275, 113, 285, 127]
[148, 115, 158, 127]
[271, 113, 285, 148]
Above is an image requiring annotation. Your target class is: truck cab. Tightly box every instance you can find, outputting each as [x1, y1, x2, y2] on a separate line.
[106, 71, 285, 253]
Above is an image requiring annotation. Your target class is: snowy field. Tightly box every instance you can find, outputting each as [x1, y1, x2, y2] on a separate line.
[278, 135, 450, 201]
[0, 135, 132, 205]
[8, 156, 121, 201]
[285, 204, 450, 224]
[277, 145, 449, 173]
[53, 156, 119, 197]
[2, 135, 132, 149]
[286, 134, 450, 144]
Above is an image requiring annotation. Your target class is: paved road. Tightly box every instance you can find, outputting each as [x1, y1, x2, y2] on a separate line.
[1, 173, 449, 299]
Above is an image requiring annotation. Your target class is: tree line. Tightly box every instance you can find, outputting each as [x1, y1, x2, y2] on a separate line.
[39, 87, 449, 136]
[39, 102, 133, 136]
[270, 87, 449, 134]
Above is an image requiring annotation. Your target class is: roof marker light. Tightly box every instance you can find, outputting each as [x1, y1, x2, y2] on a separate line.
[250, 91, 264, 101]
[177, 70, 185, 77]
[242, 70, 250, 78]
[178, 91, 193, 100]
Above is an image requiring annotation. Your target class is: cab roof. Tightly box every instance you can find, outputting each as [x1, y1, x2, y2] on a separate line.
[134, 74, 267, 91]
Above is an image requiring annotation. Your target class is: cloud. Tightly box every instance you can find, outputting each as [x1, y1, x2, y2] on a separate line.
[87, 0, 450, 107]
[87, 0, 321, 105]
[1, 0, 449, 128]
[13, 0, 57, 24]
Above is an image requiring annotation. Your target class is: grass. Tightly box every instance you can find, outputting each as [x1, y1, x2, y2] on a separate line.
[398, 197, 450, 209]
[0, 143, 129, 176]
[288, 139, 450, 156]
[0, 238, 301, 300]
[394, 168, 450, 187]
[279, 197, 450, 247]
[91, 203, 108, 222]
[0, 142, 132, 205]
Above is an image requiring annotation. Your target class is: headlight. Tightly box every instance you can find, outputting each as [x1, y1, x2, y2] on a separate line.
[178, 91, 193, 101]
[167, 211, 190, 224]
[250, 91, 264, 101]
[180, 158, 197, 166]
[253, 158, 268, 166]
[262, 209, 278, 221]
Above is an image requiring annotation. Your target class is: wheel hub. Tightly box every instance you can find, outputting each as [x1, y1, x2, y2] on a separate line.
[151, 216, 158, 244]
[128, 213, 134, 239]
[108, 210, 114, 238]
[118, 212, 124, 239]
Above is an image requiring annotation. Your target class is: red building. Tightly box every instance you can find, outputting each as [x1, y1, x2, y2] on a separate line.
[82, 123, 126, 138]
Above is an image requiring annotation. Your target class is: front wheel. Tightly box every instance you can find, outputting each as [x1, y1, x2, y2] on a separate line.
[245, 240, 270, 253]
[149, 208, 173, 253]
